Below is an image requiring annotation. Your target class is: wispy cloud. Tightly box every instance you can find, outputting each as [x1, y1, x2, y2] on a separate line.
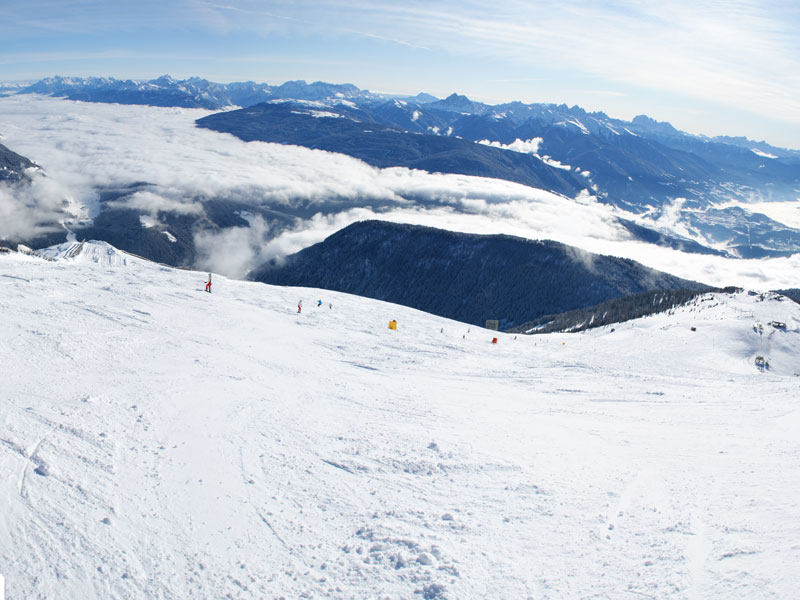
[1, 0, 185, 35]
[175, 1, 798, 127]
[0, 50, 139, 65]
[0, 173, 75, 240]
[3, 1, 798, 142]
[487, 78, 550, 84]
[353, 0, 800, 124]
[195, 0, 430, 49]
[578, 90, 627, 98]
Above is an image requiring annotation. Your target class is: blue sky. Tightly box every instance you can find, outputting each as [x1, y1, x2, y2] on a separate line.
[2, 0, 799, 149]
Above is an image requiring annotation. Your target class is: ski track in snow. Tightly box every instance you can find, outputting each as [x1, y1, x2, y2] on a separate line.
[1, 242, 799, 599]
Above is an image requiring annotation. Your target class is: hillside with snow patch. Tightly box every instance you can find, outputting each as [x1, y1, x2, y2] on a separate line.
[1, 242, 799, 599]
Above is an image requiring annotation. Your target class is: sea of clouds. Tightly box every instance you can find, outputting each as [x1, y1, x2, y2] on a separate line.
[1, 95, 798, 289]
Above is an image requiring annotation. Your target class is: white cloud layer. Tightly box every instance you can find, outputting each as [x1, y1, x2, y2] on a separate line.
[478, 138, 574, 171]
[259, 205, 800, 290]
[0, 169, 81, 240]
[1, 95, 798, 289]
[479, 138, 542, 155]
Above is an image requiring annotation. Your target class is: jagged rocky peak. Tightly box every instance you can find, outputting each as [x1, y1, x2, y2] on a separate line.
[444, 92, 471, 104]
[408, 92, 438, 103]
[630, 114, 682, 137]
[424, 92, 489, 114]
[271, 79, 369, 100]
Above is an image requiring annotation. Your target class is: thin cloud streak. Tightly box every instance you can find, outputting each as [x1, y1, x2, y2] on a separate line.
[0, 50, 140, 65]
[3, 1, 798, 143]
[261, 204, 800, 290]
[201, 1, 798, 127]
[375, 1, 800, 123]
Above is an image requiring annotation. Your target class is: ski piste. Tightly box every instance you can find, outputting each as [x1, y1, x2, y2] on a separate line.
[1, 241, 798, 599]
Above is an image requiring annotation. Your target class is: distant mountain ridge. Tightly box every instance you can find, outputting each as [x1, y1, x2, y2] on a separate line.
[195, 102, 586, 196]
[251, 220, 709, 329]
[196, 92, 800, 258]
[8, 75, 800, 261]
[13, 75, 799, 159]
[16, 75, 381, 109]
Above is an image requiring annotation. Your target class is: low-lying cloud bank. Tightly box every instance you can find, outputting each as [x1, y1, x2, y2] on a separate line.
[0, 171, 84, 241]
[0, 95, 797, 289]
[478, 137, 576, 171]
[258, 206, 800, 290]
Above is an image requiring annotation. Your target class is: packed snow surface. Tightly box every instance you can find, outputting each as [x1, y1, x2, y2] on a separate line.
[1, 242, 799, 599]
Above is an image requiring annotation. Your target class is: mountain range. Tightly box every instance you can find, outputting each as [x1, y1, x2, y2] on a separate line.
[14, 75, 379, 109]
[196, 92, 800, 259]
[196, 101, 585, 197]
[3, 74, 800, 274]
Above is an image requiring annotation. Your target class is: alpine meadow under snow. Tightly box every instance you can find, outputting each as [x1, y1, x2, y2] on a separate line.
[1, 242, 799, 599]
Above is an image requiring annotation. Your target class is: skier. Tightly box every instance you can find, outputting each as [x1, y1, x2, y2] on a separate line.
[205, 274, 212, 293]
[317, 299, 322, 307]
[297, 300, 303, 314]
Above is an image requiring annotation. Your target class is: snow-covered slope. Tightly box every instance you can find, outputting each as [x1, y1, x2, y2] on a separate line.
[1, 242, 799, 599]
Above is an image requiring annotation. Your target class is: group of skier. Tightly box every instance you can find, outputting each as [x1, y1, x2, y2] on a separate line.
[204, 273, 332, 314]
[298, 299, 332, 313]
